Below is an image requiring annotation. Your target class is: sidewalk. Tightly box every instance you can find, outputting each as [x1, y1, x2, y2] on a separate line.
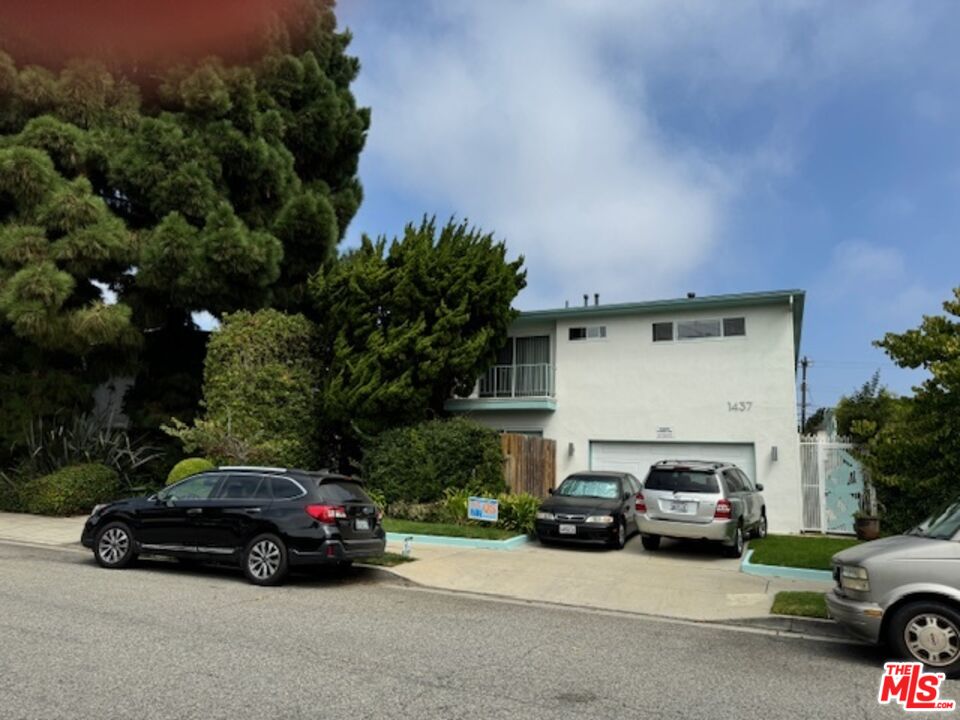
[0, 512, 86, 547]
[385, 535, 831, 622]
[0, 512, 831, 622]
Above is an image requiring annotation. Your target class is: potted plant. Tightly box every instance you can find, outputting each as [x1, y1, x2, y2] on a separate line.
[854, 482, 881, 541]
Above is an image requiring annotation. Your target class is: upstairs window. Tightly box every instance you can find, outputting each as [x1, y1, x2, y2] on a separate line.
[655, 317, 747, 342]
[677, 319, 721, 340]
[652, 322, 673, 342]
[569, 326, 606, 341]
[723, 317, 746, 336]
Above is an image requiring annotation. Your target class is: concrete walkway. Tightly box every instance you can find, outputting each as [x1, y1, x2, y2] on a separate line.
[0, 512, 831, 621]
[385, 534, 831, 622]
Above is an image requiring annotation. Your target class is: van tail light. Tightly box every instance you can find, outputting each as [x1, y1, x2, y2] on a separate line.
[714, 499, 732, 519]
[635, 493, 647, 513]
[305, 504, 347, 524]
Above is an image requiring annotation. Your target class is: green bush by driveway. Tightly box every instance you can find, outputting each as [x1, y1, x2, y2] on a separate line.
[749, 534, 860, 571]
[363, 418, 506, 503]
[166, 457, 215, 485]
[24, 463, 120, 516]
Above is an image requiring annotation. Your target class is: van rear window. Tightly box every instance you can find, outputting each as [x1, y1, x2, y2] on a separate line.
[644, 470, 719, 494]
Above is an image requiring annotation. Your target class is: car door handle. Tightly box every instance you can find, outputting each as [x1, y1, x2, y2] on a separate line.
[244, 508, 261, 514]
[186, 508, 203, 515]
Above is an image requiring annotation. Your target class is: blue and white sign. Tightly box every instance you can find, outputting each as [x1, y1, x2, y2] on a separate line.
[467, 496, 499, 523]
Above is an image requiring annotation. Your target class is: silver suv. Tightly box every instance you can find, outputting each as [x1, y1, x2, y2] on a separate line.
[635, 460, 767, 558]
[827, 501, 960, 676]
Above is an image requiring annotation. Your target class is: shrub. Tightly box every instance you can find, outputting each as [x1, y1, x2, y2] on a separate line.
[363, 418, 506, 503]
[19, 411, 161, 488]
[166, 457, 215, 485]
[165, 310, 319, 468]
[23, 463, 120, 516]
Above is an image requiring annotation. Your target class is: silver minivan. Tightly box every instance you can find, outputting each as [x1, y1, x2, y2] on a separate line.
[635, 460, 767, 558]
[828, 501, 960, 676]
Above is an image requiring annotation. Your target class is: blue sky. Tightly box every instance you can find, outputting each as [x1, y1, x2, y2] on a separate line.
[335, 0, 960, 413]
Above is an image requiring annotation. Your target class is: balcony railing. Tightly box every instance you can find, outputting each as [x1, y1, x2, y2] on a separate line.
[478, 363, 555, 399]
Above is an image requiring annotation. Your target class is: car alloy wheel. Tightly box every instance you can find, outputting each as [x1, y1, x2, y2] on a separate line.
[756, 514, 767, 539]
[904, 613, 960, 667]
[247, 539, 282, 581]
[98, 527, 129, 566]
[735, 526, 744, 555]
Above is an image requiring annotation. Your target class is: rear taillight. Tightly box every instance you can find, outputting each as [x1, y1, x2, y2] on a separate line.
[635, 493, 647, 513]
[305, 504, 347, 523]
[714, 499, 732, 519]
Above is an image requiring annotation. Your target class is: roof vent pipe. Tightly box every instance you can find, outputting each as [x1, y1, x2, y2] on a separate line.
[594, 293, 599, 306]
[687, 292, 696, 299]
[565, 299, 569, 308]
[583, 294, 588, 307]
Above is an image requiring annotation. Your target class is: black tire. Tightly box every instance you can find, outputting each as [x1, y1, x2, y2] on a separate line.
[610, 519, 627, 550]
[641, 534, 661, 551]
[888, 601, 960, 677]
[242, 533, 289, 586]
[753, 512, 768, 539]
[93, 521, 137, 569]
[723, 523, 745, 558]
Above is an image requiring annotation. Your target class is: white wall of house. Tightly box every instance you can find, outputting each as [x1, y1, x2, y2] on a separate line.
[458, 298, 804, 533]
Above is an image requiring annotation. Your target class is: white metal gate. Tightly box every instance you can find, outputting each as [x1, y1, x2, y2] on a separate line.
[800, 435, 865, 534]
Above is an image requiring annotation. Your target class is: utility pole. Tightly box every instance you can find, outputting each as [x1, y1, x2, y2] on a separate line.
[800, 356, 810, 431]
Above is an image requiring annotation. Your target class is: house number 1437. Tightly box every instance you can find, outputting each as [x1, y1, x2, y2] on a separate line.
[728, 401, 753, 412]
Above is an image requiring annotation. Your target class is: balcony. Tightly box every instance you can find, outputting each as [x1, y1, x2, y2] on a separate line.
[445, 363, 557, 412]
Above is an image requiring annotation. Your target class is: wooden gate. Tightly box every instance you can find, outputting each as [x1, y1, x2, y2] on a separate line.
[501, 433, 556, 498]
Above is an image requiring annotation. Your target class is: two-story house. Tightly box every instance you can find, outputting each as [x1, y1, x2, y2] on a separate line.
[447, 289, 806, 533]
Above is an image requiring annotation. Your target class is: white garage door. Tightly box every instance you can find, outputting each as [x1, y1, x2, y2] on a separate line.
[590, 441, 757, 484]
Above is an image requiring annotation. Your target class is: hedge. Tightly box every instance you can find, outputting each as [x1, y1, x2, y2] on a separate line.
[24, 463, 121, 516]
[166, 457, 215, 485]
[363, 418, 506, 503]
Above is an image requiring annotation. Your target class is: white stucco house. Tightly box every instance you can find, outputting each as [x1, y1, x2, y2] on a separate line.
[447, 289, 806, 534]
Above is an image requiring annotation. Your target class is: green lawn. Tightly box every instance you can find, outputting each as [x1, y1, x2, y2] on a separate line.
[770, 591, 829, 619]
[357, 552, 415, 567]
[749, 534, 860, 571]
[382, 518, 518, 540]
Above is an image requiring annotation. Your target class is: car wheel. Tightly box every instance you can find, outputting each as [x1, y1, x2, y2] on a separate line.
[93, 521, 137, 569]
[243, 533, 289, 586]
[753, 513, 768, 539]
[723, 523, 745, 558]
[641, 534, 660, 551]
[610, 519, 627, 550]
[889, 601, 960, 677]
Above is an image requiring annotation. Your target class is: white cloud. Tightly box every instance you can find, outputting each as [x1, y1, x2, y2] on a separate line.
[345, 0, 946, 308]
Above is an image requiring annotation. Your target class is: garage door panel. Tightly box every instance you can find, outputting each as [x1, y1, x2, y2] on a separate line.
[590, 441, 757, 484]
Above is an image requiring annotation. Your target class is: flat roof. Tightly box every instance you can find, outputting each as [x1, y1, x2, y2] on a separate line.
[514, 289, 805, 365]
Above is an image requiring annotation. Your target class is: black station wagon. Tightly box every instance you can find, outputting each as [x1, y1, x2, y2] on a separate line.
[81, 466, 387, 585]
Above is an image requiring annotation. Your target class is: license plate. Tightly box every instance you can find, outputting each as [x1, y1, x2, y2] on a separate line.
[559, 524, 577, 535]
[670, 501, 692, 513]
[355, 518, 370, 531]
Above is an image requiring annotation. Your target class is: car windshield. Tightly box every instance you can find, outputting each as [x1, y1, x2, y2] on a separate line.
[644, 469, 719, 494]
[555, 476, 621, 499]
[908, 501, 960, 540]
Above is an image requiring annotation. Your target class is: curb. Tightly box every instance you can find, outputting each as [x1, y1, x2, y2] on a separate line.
[386, 532, 529, 551]
[740, 548, 834, 583]
[725, 614, 854, 641]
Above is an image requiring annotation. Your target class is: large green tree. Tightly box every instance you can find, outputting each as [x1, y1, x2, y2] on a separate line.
[0, 1, 368, 454]
[310, 217, 526, 468]
[862, 288, 960, 532]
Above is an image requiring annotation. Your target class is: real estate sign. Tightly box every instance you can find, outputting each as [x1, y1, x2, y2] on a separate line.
[467, 496, 499, 523]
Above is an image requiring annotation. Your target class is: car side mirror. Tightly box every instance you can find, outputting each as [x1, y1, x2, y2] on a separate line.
[548, 488, 554, 495]
[756, 484, 764, 492]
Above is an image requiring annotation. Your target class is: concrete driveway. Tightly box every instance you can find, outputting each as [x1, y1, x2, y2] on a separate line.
[387, 534, 831, 621]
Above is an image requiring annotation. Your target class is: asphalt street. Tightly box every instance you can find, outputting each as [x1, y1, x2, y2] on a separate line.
[0, 542, 952, 719]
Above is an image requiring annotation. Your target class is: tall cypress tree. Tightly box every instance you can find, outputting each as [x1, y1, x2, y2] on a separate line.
[0, 1, 368, 453]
